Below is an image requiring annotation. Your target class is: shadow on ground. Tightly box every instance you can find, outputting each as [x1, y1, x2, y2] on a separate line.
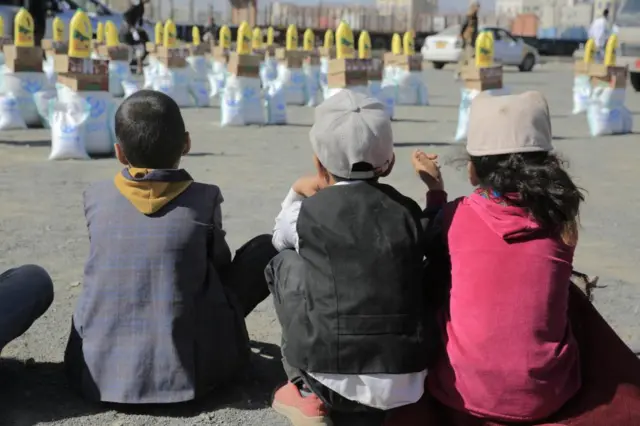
[0, 341, 286, 424]
[0, 139, 51, 148]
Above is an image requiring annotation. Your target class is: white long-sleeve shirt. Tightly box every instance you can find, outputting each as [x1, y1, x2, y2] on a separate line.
[588, 17, 611, 50]
[271, 181, 427, 410]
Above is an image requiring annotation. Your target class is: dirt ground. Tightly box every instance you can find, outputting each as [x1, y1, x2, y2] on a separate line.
[0, 64, 639, 426]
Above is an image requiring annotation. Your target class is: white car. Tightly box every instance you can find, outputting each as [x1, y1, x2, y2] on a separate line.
[421, 26, 539, 72]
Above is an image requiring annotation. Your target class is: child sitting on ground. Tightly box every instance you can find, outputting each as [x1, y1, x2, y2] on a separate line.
[411, 91, 584, 423]
[267, 90, 436, 425]
[64, 90, 276, 404]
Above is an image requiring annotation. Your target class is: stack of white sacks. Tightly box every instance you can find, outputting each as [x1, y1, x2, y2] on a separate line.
[144, 54, 210, 108]
[49, 84, 116, 160]
[586, 77, 633, 137]
[572, 37, 632, 136]
[0, 66, 50, 130]
[454, 85, 510, 142]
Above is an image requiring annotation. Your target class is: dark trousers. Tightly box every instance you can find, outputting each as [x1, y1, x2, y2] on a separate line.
[65, 234, 277, 396]
[0, 265, 54, 353]
[223, 234, 279, 317]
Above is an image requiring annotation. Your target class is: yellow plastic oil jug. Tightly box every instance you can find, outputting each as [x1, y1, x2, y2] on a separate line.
[324, 29, 334, 49]
[336, 21, 354, 59]
[358, 31, 371, 59]
[475, 31, 494, 67]
[391, 33, 402, 55]
[14, 8, 35, 47]
[286, 24, 298, 50]
[68, 9, 92, 57]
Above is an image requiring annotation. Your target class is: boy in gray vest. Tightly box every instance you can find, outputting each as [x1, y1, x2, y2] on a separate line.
[64, 90, 277, 404]
[267, 90, 433, 425]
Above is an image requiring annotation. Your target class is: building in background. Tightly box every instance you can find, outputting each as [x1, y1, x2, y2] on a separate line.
[377, 0, 438, 16]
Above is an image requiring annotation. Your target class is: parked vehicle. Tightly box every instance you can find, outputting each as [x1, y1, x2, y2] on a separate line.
[421, 26, 539, 72]
[615, 0, 640, 91]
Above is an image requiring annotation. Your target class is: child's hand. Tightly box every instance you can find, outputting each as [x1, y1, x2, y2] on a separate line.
[412, 150, 444, 191]
[292, 175, 327, 197]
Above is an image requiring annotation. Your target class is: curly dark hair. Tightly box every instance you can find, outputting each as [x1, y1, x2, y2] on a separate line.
[470, 152, 585, 245]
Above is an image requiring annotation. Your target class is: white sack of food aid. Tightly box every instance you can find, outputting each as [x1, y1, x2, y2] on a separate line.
[369, 80, 396, 119]
[265, 81, 288, 125]
[209, 59, 227, 99]
[260, 57, 279, 86]
[455, 87, 510, 142]
[108, 60, 133, 97]
[143, 57, 160, 89]
[304, 64, 321, 107]
[0, 95, 27, 130]
[189, 80, 210, 107]
[56, 85, 115, 155]
[187, 55, 211, 81]
[43, 56, 57, 87]
[0, 69, 48, 126]
[319, 57, 329, 100]
[122, 80, 140, 98]
[220, 76, 265, 127]
[33, 89, 57, 129]
[49, 99, 90, 160]
[324, 86, 370, 100]
[572, 75, 591, 115]
[395, 70, 428, 105]
[152, 65, 194, 108]
[587, 86, 633, 137]
[277, 64, 307, 105]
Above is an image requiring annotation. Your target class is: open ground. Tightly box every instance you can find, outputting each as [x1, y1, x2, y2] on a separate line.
[0, 63, 639, 426]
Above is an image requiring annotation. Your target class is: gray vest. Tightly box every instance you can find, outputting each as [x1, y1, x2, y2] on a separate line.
[72, 180, 249, 403]
[283, 182, 430, 374]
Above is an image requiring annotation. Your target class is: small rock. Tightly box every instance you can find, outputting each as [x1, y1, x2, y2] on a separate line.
[69, 281, 81, 288]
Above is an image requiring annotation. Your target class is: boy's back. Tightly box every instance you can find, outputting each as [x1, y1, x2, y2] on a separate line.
[66, 91, 252, 404]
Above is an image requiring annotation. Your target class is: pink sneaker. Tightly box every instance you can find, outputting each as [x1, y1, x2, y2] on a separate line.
[272, 382, 332, 425]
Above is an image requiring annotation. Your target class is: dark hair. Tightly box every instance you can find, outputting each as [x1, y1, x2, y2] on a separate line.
[603, 8, 609, 17]
[115, 90, 186, 169]
[470, 152, 585, 245]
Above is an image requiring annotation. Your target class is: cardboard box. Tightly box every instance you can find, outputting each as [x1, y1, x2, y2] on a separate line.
[304, 51, 320, 66]
[188, 43, 210, 56]
[574, 61, 590, 75]
[275, 48, 306, 68]
[383, 52, 397, 66]
[0, 36, 11, 48]
[145, 42, 158, 54]
[327, 58, 368, 88]
[211, 46, 230, 63]
[395, 54, 423, 72]
[41, 39, 67, 52]
[264, 45, 277, 57]
[57, 74, 109, 92]
[155, 46, 188, 68]
[461, 65, 503, 91]
[227, 52, 261, 77]
[589, 64, 628, 89]
[53, 55, 109, 75]
[3, 45, 43, 72]
[364, 58, 384, 80]
[97, 45, 130, 61]
[318, 47, 335, 59]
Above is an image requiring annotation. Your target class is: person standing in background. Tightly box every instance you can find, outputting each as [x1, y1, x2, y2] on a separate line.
[24, 0, 47, 47]
[202, 16, 218, 45]
[120, 0, 151, 74]
[455, 2, 479, 80]
[589, 8, 611, 61]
